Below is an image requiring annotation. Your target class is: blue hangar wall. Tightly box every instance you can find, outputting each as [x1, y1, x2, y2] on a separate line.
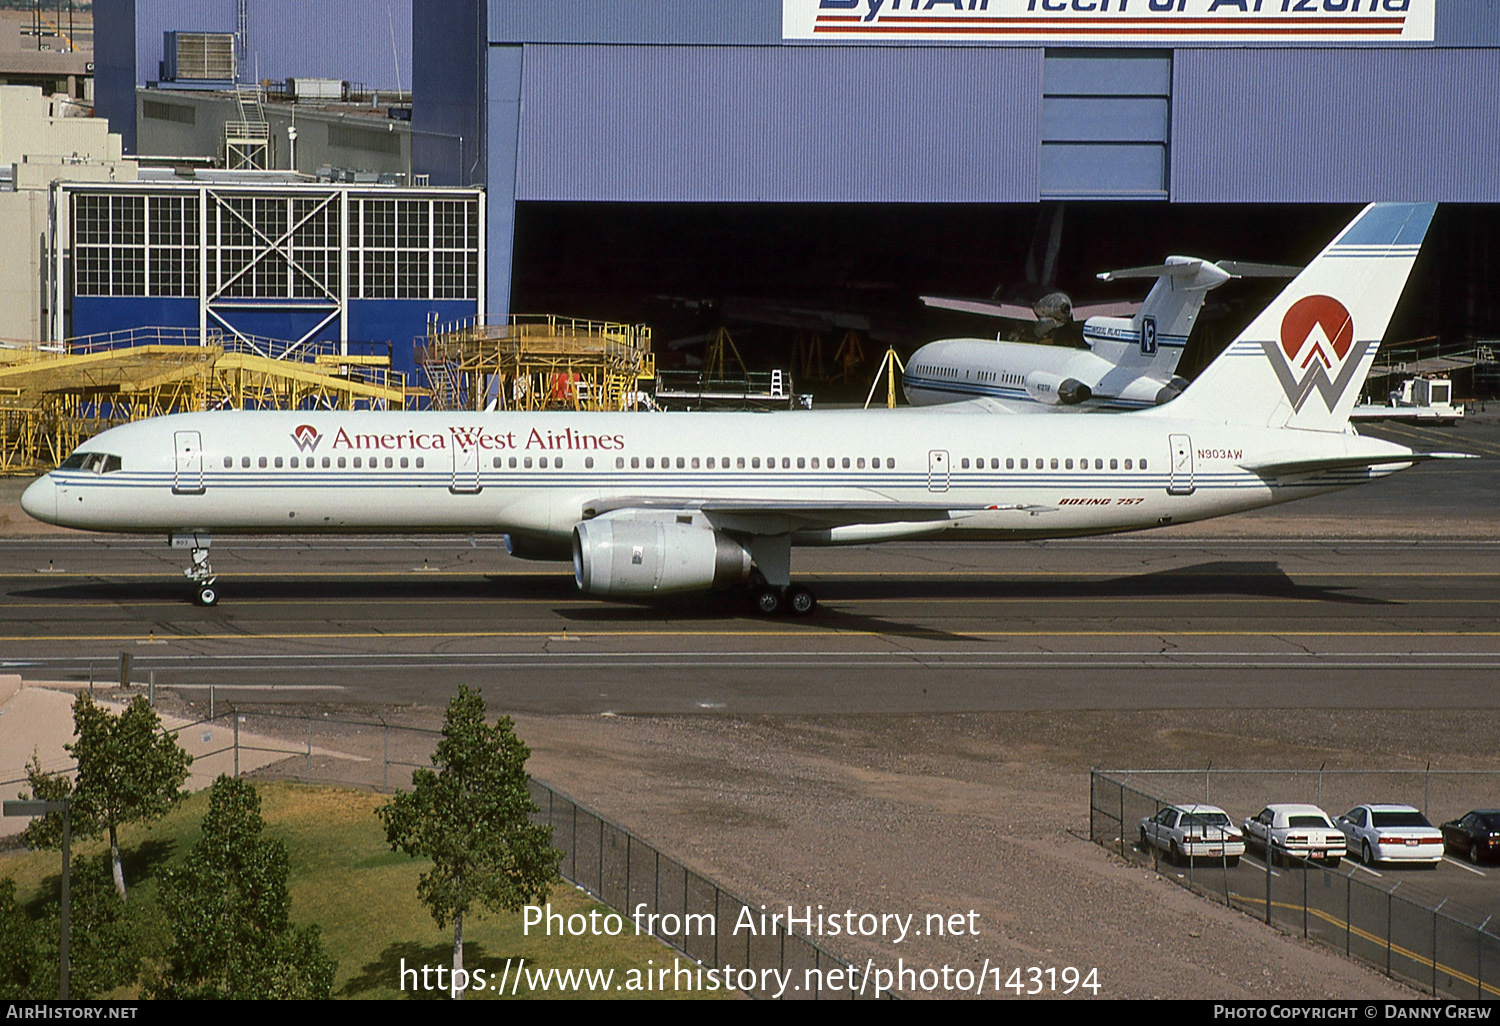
[407, 0, 1500, 323]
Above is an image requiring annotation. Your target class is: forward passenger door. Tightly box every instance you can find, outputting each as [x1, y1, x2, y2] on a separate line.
[173, 430, 205, 495]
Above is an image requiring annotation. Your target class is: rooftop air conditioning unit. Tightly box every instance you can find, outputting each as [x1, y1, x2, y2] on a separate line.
[162, 32, 236, 83]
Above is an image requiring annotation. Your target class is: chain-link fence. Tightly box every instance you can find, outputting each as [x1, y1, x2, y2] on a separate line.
[5, 700, 892, 999]
[1091, 770, 1500, 999]
[528, 778, 892, 999]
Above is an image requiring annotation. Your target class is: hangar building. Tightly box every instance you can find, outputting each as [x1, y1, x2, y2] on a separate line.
[411, 0, 1499, 364]
[91, 1, 1500, 373]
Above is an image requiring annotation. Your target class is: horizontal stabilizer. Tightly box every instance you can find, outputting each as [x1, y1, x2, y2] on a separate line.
[919, 295, 1139, 322]
[1239, 451, 1476, 476]
[1098, 258, 1300, 282]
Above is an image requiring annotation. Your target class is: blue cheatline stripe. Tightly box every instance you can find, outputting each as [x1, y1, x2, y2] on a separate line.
[53, 471, 1296, 495]
[903, 378, 1158, 408]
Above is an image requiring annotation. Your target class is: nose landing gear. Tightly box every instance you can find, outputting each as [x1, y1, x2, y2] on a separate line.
[177, 537, 218, 606]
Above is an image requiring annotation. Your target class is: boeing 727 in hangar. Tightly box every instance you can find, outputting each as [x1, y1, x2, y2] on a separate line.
[904, 257, 1297, 412]
[21, 204, 1468, 613]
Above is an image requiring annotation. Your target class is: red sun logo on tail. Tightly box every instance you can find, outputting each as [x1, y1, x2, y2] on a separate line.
[1263, 294, 1370, 413]
[1280, 296, 1353, 371]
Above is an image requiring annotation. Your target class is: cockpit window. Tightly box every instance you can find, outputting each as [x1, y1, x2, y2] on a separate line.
[57, 452, 122, 473]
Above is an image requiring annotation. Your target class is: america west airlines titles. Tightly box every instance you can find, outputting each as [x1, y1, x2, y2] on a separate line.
[297, 425, 628, 455]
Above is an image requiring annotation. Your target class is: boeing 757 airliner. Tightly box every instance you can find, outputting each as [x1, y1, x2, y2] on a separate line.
[21, 204, 1467, 613]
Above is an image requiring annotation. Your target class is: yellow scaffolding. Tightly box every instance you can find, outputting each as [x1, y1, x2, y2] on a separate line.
[421, 314, 654, 412]
[0, 329, 410, 475]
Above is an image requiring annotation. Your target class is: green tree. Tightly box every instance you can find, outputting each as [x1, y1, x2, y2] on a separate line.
[0, 878, 50, 999]
[21, 694, 192, 901]
[62, 855, 150, 998]
[378, 686, 561, 999]
[148, 776, 336, 999]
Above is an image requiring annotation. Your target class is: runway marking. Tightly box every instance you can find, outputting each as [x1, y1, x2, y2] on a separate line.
[1443, 855, 1488, 877]
[6, 595, 1500, 612]
[7, 629, 1500, 643]
[1375, 421, 1500, 456]
[1227, 888, 1500, 997]
[4, 569, 1500, 581]
[164, 684, 347, 691]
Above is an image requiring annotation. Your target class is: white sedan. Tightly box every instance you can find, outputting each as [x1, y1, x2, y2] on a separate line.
[1139, 804, 1244, 866]
[1242, 804, 1346, 867]
[1335, 804, 1443, 867]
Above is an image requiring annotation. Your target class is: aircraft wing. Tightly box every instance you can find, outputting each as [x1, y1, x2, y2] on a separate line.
[1238, 451, 1477, 476]
[580, 496, 1051, 531]
[915, 396, 1054, 415]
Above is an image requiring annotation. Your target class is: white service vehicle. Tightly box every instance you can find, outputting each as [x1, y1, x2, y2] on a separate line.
[1351, 375, 1464, 425]
[1139, 804, 1245, 866]
[1242, 804, 1346, 867]
[1335, 804, 1443, 867]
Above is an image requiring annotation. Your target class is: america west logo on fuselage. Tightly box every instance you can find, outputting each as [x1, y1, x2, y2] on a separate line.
[1261, 295, 1372, 412]
[290, 424, 322, 452]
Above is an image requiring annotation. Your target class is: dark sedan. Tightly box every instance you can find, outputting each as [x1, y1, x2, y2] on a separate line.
[1439, 810, 1500, 864]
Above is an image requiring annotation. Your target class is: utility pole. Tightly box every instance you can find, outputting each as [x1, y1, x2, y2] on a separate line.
[4, 798, 72, 998]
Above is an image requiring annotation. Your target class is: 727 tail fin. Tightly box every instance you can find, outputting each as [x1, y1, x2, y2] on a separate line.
[1153, 203, 1435, 432]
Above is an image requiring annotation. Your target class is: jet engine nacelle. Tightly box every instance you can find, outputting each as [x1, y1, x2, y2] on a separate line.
[1024, 371, 1092, 406]
[572, 518, 753, 597]
[1115, 375, 1190, 407]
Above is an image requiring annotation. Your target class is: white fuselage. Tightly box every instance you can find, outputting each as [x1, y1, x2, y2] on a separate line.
[21, 407, 1409, 545]
[902, 331, 1182, 411]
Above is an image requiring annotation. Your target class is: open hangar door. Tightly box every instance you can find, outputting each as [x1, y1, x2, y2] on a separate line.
[508, 202, 1498, 396]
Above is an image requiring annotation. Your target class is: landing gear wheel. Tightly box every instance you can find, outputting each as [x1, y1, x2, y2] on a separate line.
[196, 586, 218, 607]
[753, 587, 782, 616]
[784, 585, 817, 616]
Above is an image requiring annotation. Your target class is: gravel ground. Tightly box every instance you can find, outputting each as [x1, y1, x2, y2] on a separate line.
[499, 709, 1437, 1000]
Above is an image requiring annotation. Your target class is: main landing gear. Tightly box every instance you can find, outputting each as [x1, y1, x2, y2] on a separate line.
[750, 580, 818, 616]
[745, 536, 817, 616]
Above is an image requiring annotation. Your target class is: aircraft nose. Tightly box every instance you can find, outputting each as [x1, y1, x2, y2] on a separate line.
[19, 474, 56, 524]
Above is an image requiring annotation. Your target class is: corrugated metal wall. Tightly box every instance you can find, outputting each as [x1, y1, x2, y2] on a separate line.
[1171, 48, 1500, 203]
[1436, 0, 1500, 46]
[513, 45, 1043, 203]
[489, 0, 779, 44]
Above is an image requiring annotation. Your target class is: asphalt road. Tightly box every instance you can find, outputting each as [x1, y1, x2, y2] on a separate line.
[2, 532, 1500, 714]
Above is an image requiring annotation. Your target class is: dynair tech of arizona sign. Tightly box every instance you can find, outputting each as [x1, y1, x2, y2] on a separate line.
[782, 0, 1434, 43]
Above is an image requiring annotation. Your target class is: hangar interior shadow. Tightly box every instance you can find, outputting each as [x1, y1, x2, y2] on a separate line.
[511, 202, 1500, 389]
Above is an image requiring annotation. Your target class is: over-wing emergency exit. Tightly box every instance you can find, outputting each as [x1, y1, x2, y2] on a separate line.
[22, 205, 1468, 614]
[905, 257, 1298, 412]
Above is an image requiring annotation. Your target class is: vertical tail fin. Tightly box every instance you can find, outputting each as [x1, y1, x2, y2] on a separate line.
[1156, 203, 1435, 431]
